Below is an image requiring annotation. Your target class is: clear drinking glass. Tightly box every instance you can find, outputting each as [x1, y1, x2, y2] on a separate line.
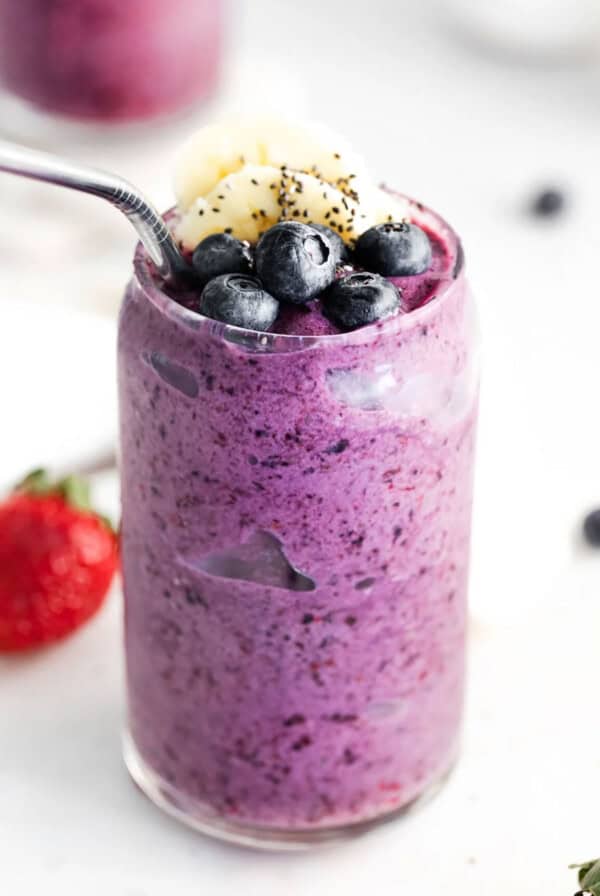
[118, 196, 479, 848]
[0, 0, 224, 124]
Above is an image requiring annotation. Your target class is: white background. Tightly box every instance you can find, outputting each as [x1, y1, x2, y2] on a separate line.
[2, 1, 600, 892]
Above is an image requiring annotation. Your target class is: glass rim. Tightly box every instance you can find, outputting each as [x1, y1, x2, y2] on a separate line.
[132, 194, 465, 354]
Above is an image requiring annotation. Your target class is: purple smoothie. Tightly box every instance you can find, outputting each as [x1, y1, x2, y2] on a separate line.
[119, 196, 478, 840]
[0, 0, 223, 122]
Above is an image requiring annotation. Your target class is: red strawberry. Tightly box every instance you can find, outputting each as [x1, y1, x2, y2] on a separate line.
[0, 469, 118, 652]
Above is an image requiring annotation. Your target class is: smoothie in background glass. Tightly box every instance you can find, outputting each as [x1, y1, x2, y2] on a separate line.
[0, 0, 223, 122]
[118, 121, 479, 847]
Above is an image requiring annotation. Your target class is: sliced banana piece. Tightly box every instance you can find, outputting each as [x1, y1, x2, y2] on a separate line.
[173, 118, 372, 213]
[175, 165, 280, 247]
[253, 117, 371, 203]
[175, 165, 375, 250]
[174, 123, 263, 211]
[289, 170, 372, 243]
[373, 188, 411, 225]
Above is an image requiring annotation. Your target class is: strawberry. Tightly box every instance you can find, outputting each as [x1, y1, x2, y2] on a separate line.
[0, 469, 118, 652]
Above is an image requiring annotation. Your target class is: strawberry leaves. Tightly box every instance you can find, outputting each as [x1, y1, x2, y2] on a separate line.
[571, 859, 600, 895]
[14, 469, 114, 531]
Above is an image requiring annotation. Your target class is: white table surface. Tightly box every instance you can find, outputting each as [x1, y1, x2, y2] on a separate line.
[2, 1, 600, 892]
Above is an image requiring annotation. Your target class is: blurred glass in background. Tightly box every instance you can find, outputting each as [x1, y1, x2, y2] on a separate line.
[442, 0, 600, 60]
[0, 0, 224, 124]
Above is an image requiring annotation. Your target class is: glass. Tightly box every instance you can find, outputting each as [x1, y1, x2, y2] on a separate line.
[441, 0, 600, 60]
[0, 0, 223, 123]
[118, 197, 479, 848]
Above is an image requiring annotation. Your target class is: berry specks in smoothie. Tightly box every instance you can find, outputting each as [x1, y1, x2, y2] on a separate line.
[184, 587, 208, 608]
[343, 748, 358, 765]
[325, 439, 349, 455]
[283, 714, 306, 727]
[355, 577, 375, 591]
[329, 713, 358, 723]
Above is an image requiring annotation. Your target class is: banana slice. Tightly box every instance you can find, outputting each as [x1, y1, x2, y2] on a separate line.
[174, 123, 264, 211]
[253, 116, 371, 203]
[173, 118, 372, 213]
[282, 168, 372, 242]
[373, 188, 411, 225]
[176, 166, 280, 247]
[175, 164, 374, 249]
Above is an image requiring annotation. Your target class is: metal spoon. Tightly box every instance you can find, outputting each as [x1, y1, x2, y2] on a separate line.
[0, 139, 191, 281]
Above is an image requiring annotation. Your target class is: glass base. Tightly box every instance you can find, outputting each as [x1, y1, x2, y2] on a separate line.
[123, 732, 456, 851]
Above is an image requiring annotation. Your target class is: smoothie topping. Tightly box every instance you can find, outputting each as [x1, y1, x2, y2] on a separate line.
[322, 272, 401, 329]
[255, 221, 336, 304]
[171, 118, 436, 332]
[198, 273, 279, 332]
[355, 222, 433, 276]
[192, 232, 253, 283]
[174, 118, 408, 248]
[309, 222, 352, 264]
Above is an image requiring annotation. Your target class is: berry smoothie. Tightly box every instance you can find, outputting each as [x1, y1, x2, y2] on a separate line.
[0, 0, 223, 122]
[119, 183, 478, 842]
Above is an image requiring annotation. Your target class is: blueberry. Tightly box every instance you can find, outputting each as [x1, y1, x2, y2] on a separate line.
[322, 272, 401, 330]
[198, 274, 279, 331]
[255, 221, 336, 304]
[583, 509, 600, 547]
[531, 188, 565, 218]
[309, 223, 352, 265]
[192, 232, 253, 283]
[355, 222, 432, 276]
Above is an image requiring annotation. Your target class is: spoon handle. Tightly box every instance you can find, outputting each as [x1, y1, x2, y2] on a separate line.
[0, 139, 186, 279]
